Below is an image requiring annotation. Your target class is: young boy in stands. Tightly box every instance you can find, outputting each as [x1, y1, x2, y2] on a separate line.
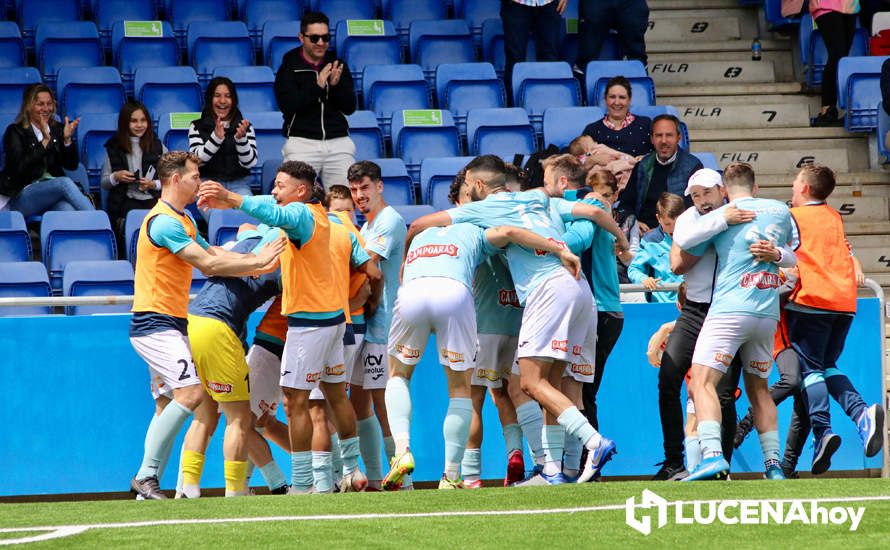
[628, 192, 686, 303]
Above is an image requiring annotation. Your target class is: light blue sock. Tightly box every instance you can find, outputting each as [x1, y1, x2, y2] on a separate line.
[384, 436, 395, 463]
[153, 413, 176, 481]
[542, 425, 565, 475]
[259, 461, 287, 491]
[516, 401, 545, 464]
[698, 420, 723, 459]
[340, 436, 361, 475]
[562, 431, 582, 475]
[758, 430, 780, 465]
[137, 400, 192, 480]
[357, 416, 384, 481]
[503, 423, 523, 454]
[384, 376, 412, 435]
[443, 397, 473, 479]
[462, 448, 482, 480]
[312, 451, 333, 493]
[557, 406, 597, 449]
[291, 451, 313, 490]
[330, 434, 343, 479]
[684, 436, 701, 471]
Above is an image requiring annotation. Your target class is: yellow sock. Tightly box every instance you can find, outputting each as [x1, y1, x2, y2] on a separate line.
[181, 450, 206, 486]
[224, 460, 249, 495]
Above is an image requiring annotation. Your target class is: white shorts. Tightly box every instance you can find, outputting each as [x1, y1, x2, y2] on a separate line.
[517, 270, 598, 365]
[388, 277, 477, 372]
[691, 315, 777, 379]
[246, 344, 283, 418]
[310, 330, 364, 400]
[130, 330, 200, 399]
[350, 341, 389, 389]
[472, 334, 519, 388]
[280, 323, 347, 390]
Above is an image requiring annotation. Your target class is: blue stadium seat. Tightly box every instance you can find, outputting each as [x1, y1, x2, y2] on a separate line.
[41, 211, 117, 293]
[837, 56, 888, 131]
[0, 112, 15, 170]
[481, 18, 535, 80]
[692, 152, 720, 171]
[466, 107, 536, 157]
[420, 155, 473, 209]
[170, 0, 229, 47]
[459, 0, 499, 47]
[19, 0, 81, 51]
[62, 260, 135, 315]
[158, 112, 192, 152]
[243, 0, 304, 52]
[35, 22, 103, 91]
[76, 113, 119, 190]
[312, 0, 376, 45]
[113, 20, 179, 96]
[801, 14, 869, 87]
[207, 209, 260, 246]
[346, 110, 385, 160]
[124, 208, 150, 265]
[189, 22, 255, 86]
[0, 67, 42, 115]
[0, 211, 31, 262]
[263, 20, 301, 72]
[0, 21, 25, 68]
[392, 204, 434, 226]
[542, 106, 605, 149]
[260, 157, 282, 194]
[64, 163, 92, 195]
[135, 67, 203, 124]
[385, 0, 446, 48]
[95, 0, 156, 52]
[0, 262, 52, 316]
[56, 67, 126, 118]
[633, 105, 690, 149]
[363, 64, 431, 136]
[248, 111, 286, 178]
[512, 62, 581, 137]
[213, 66, 277, 112]
[409, 20, 476, 86]
[368, 158, 415, 205]
[436, 62, 505, 139]
[585, 59, 655, 108]
[336, 20, 401, 95]
[764, 0, 800, 29]
[391, 109, 460, 184]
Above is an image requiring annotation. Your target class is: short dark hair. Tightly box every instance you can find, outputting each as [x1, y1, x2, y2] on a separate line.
[651, 114, 682, 136]
[504, 163, 529, 191]
[464, 155, 506, 189]
[656, 192, 686, 219]
[301, 12, 330, 34]
[448, 168, 466, 205]
[325, 184, 353, 207]
[604, 76, 632, 99]
[157, 151, 200, 183]
[798, 164, 836, 200]
[542, 154, 586, 189]
[347, 160, 381, 183]
[722, 162, 756, 191]
[586, 169, 618, 193]
[278, 160, 317, 185]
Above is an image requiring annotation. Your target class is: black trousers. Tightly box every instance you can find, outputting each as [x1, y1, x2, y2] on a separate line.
[816, 11, 857, 107]
[577, 0, 649, 68]
[582, 312, 624, 430]
[500, 0, 561, 103]
[658, 300, 741, 466]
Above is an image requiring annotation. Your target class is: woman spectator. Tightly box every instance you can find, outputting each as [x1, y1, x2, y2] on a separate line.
[0, 84, 93, 217]
[189, 77, 257, 215]
[582, 76, 652, 157]
[809, 0, 860, 126]
[101, 101, 164, 239]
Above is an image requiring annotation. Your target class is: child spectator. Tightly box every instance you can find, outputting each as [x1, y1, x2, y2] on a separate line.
[628, 192, 685, 303]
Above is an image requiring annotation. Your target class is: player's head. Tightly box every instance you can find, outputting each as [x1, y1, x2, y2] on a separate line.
[586, 168, 618, 205]
[569, 135, 596, 165]
[651, 115, 682, 162]
[676, 281, 688, 311]
[273, 160, 317, 205]
[722, 162, 757, 199]
[655, 192, 686, 236]
[504, 163, 528, 192]
[347, 160, 384, 215]
[448, 168, 470, 206]
[326, 184, 355, 215]
[793, 163, 835, 206]
[542, 154, 586, 196]
[685, 168, 725, 215]
[464, 155, 506, 201]
[157, 151, 201, 201]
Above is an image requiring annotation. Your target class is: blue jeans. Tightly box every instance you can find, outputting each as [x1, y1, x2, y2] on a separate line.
[9, 177, 94, 218]
[200, 175, 254, 221]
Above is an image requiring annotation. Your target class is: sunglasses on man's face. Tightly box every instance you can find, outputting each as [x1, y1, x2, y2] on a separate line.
[304, 33, 331, 44]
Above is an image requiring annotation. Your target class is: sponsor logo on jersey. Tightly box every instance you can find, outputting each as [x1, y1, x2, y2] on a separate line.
[395, 344, 421, 359]
[534, 238, 567, 256]
[364, 353, 383, 366]
[749, 360, 771, 373]
[572, 344, 583, 356]
[305, 371, 322, 383]
[571, 363, 594, 376]
[325, 365, 345, 377]
[740, 271, 780, 290]
[406, 243, 459, 263]
[714, 352, 733, 366]
[440, 348, 465, 364]
[207, 381, 233, 394]
[551, 339, 568, 352]
[376, 235, 387, 246]
[498, 289, 521, 308]
[368, 365, 386, 380]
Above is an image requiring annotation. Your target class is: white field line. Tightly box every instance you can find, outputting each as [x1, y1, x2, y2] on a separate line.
[2, 494, 890, 546]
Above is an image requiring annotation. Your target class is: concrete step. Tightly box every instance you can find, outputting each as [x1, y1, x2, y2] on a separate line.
[691, 145, 852, 173]
[679, 103, 811, 129]
[664, 94, 818, 106]
[647, 60, 776, 85]
[646, 16, 741, 42]
[690, 127, 852, 142]
[648, 8, 760, 38]
[657, 82, 803, 97]
[757, 171, 890, 187]
[647, 38, 788, 54]
[755, 191, 889, 222]
[850, 248, 890, 274]
[648, 51, 795, 81]
[842, 221, 890, 236]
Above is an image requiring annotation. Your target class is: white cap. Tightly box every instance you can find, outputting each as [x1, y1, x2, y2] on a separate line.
[684, 168, 723, 196]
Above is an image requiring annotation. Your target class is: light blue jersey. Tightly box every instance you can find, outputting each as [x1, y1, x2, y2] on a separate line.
[361, 205, 407, 344]
[404, 223, 499, 289]
[628, 227, 683, 304]
[561, 194, 622, 313]
[695, 197, 792, 320]
[474, 254, 523, 336]
[447, 189, 570, 305]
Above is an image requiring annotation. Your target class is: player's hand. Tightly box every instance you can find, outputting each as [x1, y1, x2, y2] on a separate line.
[255, 236, 286, 267]
[557, 249, 582, 279]
[214, 116, 226, 140]
[637, 221, 651, 234]
[197, 180, 234, 210]
[642, 277, 660, 291]
[234, 119, 250, 140]
[113, 170, 136, 183]
[749, 239, 779, 263]
[317, 63, 333, 88]
[614, 234, 630, 255]
[724, 205, 756, 225]
[329, 60, 343, 86]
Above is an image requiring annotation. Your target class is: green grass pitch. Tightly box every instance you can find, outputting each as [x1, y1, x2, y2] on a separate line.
[2, 479, 889, 548]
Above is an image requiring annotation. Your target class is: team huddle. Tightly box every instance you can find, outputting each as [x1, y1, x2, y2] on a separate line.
[125, 150, 884, 499]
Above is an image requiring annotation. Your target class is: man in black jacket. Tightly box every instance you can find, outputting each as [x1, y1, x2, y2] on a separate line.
[274, 12, 357, 190]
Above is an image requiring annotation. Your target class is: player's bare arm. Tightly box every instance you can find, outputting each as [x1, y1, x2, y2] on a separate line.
[569, 202, 629, 252]
[485, 226, 581, 279]
[175, 237, 285, 277]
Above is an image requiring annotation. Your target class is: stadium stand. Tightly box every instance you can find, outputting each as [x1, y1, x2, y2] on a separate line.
[170, 0, 229, 48]
[385, 0, 447, 48]
[585, 60, 656, 109]
[262, 20, 301, 72]
[0, 21, 25, 68]
[0, 67, 41, 114]
[243, 0, 304, 53]
[157, 111, 191, 151]
[56, 67, 126, 119]
[19, 0, 81, 51]
[113, 20, 180, 97]
[466, 107, 536, 157]
[260, 157, 282, 194]
[409, 20, 476, 86]
[0, 211, 31, 262]
[511, 61, 582, 137]
[367, 157, 414, 205]
[837, 56, 889, 132]
[35, 21, 103, 91]
[135, 66, 203, 125]
[75, 113, 119, 192]
[40, 211, 117, 293]
[541, 106, 605, 149]
[0, 261, 53, 316]
[392, 204, 435, 226]
[800, 13, 869, 88]
[188, 21, 255, 86]
[435, 62, 506, 140]
[362, 64, 430, 136]
[391, 109, 461, 184]
[95, 0, 156, 52]
[420, 155, 475, 210]
[313, 0, 376, 45]
[123, 208, 149, 265]
[335, 19, 401, 95]
[62, 259, 134, 315]
[207, 209, 260, 246]
[212, 66, 277, 113]
[346, 110, 385, 160]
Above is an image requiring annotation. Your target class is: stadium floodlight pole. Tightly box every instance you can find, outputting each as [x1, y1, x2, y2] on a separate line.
[863, 278, 890, 478]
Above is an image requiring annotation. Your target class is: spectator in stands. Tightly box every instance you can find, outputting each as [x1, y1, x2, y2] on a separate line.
[576, 0, 649, 72]
[275, 11, 357, 189]
[501, 0, 565, 103]
[0, 84, 93, 217]
[809, 0, 860, 126]
[616, 115, 701, 232]
[582, 77, 652, 158]
[569, 134, 637, 190]
[189, 76, 258, 216]
[102, 101, 164, 241]
[627, 192, 686, 304]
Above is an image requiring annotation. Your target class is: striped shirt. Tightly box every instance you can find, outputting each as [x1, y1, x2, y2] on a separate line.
[187, 123, 258, 170]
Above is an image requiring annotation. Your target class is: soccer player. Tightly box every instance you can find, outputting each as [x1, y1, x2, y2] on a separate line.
[348, 161, 406, 490]
[382, 211, 582, 490]
[129, 151, 284, 499]
[675, 162, 796, 481]
[197, 160, 367, 494]
[407, 155, 629, 483]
